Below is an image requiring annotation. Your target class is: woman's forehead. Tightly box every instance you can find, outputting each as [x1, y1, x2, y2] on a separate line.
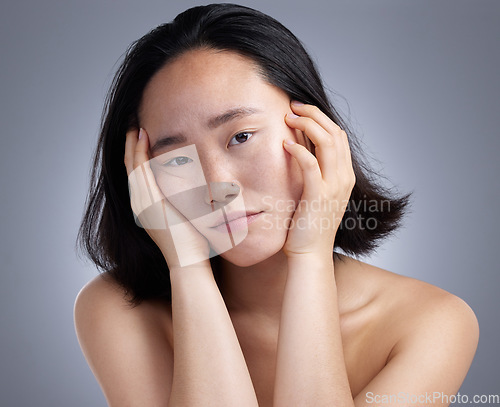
[138, 49, 287, 132]
[144, 50, 261, 100]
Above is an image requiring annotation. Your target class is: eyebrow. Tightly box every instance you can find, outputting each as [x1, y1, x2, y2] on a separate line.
[207, 107, 261, 129]
[149, 107, 262, 155]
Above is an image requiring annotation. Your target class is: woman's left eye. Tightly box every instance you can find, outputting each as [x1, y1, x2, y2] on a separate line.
[228, 132, 254, 146]
[163, 156, 193, 167]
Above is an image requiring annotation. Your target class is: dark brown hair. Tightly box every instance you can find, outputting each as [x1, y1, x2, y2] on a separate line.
[77, 3, 412, 305]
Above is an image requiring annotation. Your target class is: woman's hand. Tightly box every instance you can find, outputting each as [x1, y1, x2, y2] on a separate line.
[282, 101, 356, 259]
[124, 128, 210, 269]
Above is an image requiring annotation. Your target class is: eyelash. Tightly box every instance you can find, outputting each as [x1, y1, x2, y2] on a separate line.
[162, 131, 255, 167]
[163, 156, 193, 167]
[228, 131, 254, 146]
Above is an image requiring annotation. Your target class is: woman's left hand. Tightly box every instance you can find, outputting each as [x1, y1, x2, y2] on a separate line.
[282, 101, 356, 259]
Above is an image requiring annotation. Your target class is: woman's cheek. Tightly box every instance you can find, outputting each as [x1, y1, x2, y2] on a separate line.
[154, 173, 201, 219]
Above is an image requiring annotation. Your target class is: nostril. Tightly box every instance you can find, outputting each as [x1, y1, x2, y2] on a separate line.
[205, 181, 240, 205]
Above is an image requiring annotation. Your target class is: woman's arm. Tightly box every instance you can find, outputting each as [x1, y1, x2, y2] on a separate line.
[275, 256, 479, 407]
[130, 127, 258, 406]
[74, 263, 259, 407]
[272, 102, 478, 407]
[273, 101, 356, 406]
[168, 261, 259, 406]
[274, 254, 352, 406]
[91, 128, 259, 406]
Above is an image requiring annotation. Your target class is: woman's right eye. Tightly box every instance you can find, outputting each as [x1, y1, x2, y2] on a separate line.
[163, 156, 193, 167]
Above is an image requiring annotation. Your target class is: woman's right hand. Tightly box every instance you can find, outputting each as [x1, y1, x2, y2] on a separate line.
[124, 128, 210, 269]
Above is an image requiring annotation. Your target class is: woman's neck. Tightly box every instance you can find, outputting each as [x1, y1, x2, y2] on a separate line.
[212, 251, 360, 323]
[214, 250, 290, 321]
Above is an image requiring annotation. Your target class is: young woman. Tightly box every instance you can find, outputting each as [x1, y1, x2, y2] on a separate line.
[74, 4, 478, 406]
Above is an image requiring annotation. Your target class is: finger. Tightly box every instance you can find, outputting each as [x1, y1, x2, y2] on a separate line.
[290, 101, 342, 136]
[124, 128, 139, 177]
[133, 127, 150, 169]
[136, 129, 166, 204]
[342, 131, 356, 189]
[289, 103, 355, 184]
[340, 130, 355, 184]
[127, 168, 141, 217]
[125, 128, 142, 217]
[330, 127, 355, 189]
[128, 129, 166, 218]
[290, 101, 349, 168]
[127, 128, 153, 213]
[284, 113, 337, 182]
[282, 139, 322, 200]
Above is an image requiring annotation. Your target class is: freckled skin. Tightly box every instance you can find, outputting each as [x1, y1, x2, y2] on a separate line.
[139, 49, 305, 266]
[74, 48, 478, 407]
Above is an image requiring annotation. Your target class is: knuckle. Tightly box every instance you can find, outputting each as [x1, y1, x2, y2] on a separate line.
[323, 136, 336, 148]
[308, 104, 321, 115]
[349, 171, 356, 188]
[306, 105, 324, 121]
[337, 129, 347, 140]
[302, 117, 316, 134]
[303, 155, 318, 170]
[301, 116, 312, 127]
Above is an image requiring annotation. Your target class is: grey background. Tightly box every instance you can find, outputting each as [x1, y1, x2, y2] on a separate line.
[1, 0, 498, 405]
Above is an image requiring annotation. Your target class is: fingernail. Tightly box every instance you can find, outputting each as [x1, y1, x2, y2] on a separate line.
[287, 113, 299, 119]
[284, 139, 296, 145]
[138, 128, 144, 140]
[291, 100, 304, 106]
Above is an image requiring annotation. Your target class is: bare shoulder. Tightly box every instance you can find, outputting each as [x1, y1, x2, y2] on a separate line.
[335, 253, 479, 396]
[74, 272, 131, 314]
[74, 273, 173, 406]
[74, 272, 172, 341]
[337, 252, 479, 337]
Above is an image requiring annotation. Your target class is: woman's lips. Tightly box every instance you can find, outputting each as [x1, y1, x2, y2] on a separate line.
[211, 211, 263, 233]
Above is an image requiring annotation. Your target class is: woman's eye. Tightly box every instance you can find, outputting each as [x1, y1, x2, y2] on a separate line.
[163, 156, 193, 167]
[228, 131, 254, 146]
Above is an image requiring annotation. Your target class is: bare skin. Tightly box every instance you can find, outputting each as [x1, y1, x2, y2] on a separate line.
[75, 254, 478, 406]
[74, 49, 479, 406]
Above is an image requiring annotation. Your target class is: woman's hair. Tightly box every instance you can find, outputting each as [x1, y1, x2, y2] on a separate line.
[77, 3, 411, 305]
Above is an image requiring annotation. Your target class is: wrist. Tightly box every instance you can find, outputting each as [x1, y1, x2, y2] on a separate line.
[285, 251, 334, 269]
[287, 253, 335, 277]
[168, 258, 214, 279]
[285, 252, 338, 291]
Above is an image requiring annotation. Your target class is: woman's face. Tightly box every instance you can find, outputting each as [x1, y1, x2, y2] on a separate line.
[138, 49, 305, 266]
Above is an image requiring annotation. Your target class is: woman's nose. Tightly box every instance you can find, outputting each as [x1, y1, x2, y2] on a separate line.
[204, 182, 240, 206]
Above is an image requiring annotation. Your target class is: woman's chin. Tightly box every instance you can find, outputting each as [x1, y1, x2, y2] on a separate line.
[214, 235, 286, 268]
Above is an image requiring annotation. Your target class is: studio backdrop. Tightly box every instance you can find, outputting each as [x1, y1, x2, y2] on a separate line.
[0, 1, 498, 406]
